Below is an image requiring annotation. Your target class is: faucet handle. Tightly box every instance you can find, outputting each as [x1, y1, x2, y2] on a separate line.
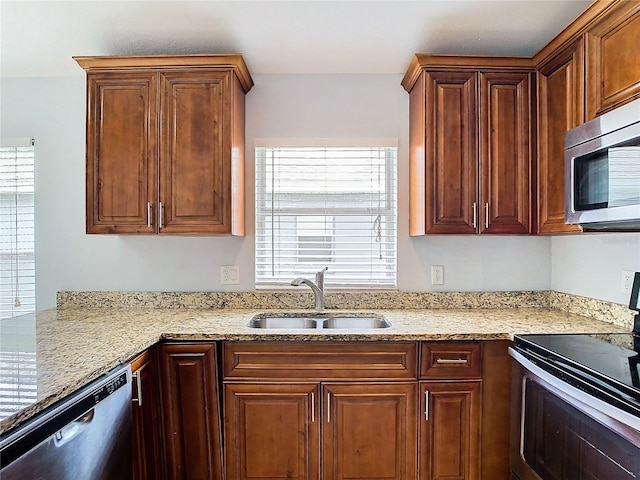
[315, 267, 329, 287]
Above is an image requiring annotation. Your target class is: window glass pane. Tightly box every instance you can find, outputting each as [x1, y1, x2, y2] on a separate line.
[255, 144, 397, 288]
[0, 143, 36, 319]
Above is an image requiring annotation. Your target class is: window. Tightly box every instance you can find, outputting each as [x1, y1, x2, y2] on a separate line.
[255, 140, 397, 288]
[0, 139, 35, 319]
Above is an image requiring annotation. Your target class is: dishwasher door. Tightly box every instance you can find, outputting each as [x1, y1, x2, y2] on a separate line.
[0, 364, 133, 480]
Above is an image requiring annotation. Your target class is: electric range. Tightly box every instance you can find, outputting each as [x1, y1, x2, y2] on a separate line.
[512, 332, 640, 418]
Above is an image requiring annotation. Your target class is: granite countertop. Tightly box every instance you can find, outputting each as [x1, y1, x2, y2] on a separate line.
[0, 302, 630, 436]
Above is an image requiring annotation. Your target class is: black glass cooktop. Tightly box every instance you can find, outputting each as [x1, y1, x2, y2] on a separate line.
[513, 333, 640, 415]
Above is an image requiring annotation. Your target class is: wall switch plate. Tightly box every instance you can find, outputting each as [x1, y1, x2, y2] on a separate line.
[622, 270, 635, 294]
[221, 265, 240, 285]
[431, 265, 444, 285]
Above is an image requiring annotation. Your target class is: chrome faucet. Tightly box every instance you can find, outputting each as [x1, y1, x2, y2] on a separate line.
[291, 267, 328, 311]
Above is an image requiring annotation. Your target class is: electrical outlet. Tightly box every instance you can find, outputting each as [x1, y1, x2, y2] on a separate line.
[621, 270, 635, 294]
[220, 265, 240, 285]
[431, 265, 444, 285]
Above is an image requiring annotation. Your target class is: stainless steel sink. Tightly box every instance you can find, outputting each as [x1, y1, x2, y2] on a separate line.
[247, 313, 391, 329]
[247, 316, 318, 329]
[322, 317, 391, 329]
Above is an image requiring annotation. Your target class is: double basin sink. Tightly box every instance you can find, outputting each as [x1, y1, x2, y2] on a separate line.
[248, 313, 391, 330]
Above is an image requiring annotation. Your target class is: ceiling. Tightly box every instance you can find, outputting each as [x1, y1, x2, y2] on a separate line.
[0, 0, 594, 78]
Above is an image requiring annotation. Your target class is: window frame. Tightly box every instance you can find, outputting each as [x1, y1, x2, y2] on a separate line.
[254, 138, 398, 290]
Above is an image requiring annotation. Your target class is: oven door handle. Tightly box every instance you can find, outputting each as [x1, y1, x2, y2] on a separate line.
[509, 347, 640, 433]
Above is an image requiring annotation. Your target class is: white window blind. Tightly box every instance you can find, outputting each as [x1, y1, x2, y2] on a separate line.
[255, 140, 397, 288]
[0, 139, 35, 319]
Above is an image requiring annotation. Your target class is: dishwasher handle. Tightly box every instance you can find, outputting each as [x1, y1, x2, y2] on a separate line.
[53, 410, 95, 447]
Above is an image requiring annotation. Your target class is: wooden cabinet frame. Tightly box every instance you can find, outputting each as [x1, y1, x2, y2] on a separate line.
[159, 342, 224, 480]
[404, 56, 533, 235]
[223, 342, 419, 480]
[75, 55, 252, 235]
[130, 348, 165, 480]
[585, 1, 640, 119]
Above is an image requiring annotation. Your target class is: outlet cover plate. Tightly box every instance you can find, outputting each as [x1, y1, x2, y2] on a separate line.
[221, 265, 240, 285]
[431, 265, 444, 285]
[622, 270, 635, 294]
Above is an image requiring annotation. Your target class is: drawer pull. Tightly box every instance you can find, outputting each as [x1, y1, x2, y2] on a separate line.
[436, 357, 468, 364]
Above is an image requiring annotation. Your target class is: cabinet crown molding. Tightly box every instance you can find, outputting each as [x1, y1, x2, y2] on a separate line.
[401, 54, 533, 92]
[73, 53, 254, 93]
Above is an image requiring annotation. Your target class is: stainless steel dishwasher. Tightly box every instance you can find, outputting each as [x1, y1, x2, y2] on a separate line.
[0, 364, 133, 479]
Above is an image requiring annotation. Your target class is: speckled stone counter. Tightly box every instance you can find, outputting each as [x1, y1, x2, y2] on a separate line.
[0, 291, 633, 435]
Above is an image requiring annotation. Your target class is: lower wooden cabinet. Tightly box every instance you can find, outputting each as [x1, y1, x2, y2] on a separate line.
[224, 380, 417, 480]
[323, 382, 418, 480]
[419, 381, 482, 480]
[134, 340, 508, 480]
[223, 341, 420, 480]
[224, 382, 320, 480]
[130, 348, 165, 480]
[159, 342, 224, 480]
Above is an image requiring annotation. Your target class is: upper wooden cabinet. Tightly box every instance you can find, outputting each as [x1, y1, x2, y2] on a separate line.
[536, 39, 584, 234]
[533, 0, 639, 234]
[403, 56, 533, 235]
[74, 55, 253, 235]
[585, 1, 640, 119]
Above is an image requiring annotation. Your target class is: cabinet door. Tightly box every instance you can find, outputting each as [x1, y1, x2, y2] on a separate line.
[85, 72, 157, 234]
[423, 71, 478, 234]
[131, 349, 165, 480]
[323, 382, 418, 480]
[479, 72, 532, 234]
[159, 343, 223, 480]
[537, 39, 584, 234]
[420, 381, 481, 480]
[224, 383, 320, 480]
[159, 70, 234, 234]
[586, 1, 640, 119]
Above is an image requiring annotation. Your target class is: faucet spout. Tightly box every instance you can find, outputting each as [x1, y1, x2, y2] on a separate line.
[291, 267, 329, 311]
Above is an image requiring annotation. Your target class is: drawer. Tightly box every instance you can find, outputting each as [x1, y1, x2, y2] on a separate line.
[223, 342, 418, 380]
[420, 342, 482, 379]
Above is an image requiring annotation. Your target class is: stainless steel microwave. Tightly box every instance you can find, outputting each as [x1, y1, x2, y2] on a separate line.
[565, 98, 640, 230]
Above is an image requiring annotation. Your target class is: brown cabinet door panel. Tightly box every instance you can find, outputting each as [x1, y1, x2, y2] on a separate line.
[586, 2, 640, 119]
[159, 70, 232, 234]
[322, 382, 418, 480]
[424, 71, 478, 234]
[159, 343, 223, 480]
[131, 349, 165, 480]
[86, 73, 157, 233]
[224, 383, 320, 480]
[537, 39, 584, 234]
[420, 381, 481, 480]
[480, 72, 532, 234]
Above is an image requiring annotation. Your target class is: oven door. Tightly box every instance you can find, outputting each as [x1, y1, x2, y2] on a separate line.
[510, 348, 640, 480]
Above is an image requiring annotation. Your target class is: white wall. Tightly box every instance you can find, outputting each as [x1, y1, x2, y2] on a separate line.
[3, 74, 553, 309]
[552, 233, 640, 305]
